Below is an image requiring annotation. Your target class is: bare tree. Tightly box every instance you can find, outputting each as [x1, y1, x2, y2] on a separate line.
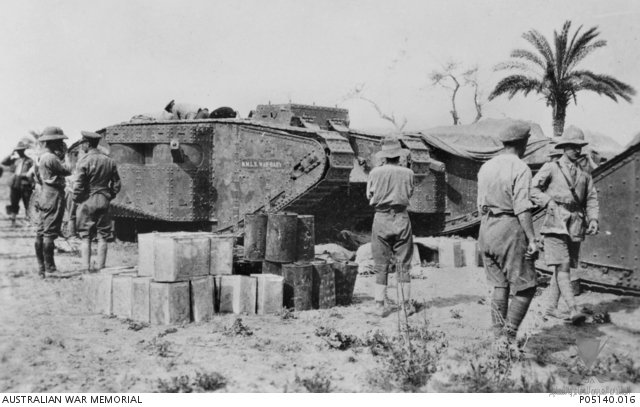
[342, 83, 408, 131]
[429, 61, 486, 125]
[462, 66, 484, 123]
[429, 61, 462, 125]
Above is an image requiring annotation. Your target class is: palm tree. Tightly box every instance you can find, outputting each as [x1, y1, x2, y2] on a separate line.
[489, 21, 636, 137]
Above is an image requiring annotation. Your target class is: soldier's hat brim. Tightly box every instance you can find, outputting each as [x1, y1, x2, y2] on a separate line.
[81, 130, 102, 140]
[39, 126, 68, 141]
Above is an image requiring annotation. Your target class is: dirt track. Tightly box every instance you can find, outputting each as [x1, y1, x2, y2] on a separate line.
[0, 173, 639, 393]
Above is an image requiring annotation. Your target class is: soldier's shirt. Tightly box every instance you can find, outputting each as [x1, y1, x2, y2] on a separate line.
[531, 154, 599, 239]
[477, 153, 534, 216]
[366, 165, 414, 209]
[38, 152, 71, 189]
[72, 149, 121, 202]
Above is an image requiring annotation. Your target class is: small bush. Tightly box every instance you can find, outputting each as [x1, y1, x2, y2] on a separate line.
[367, 323, 447, 392]
[295, 372, 332, 393]
[223, 318, 253, 337]
[157, 372, 227, 393]
[314, 326, 359, 350]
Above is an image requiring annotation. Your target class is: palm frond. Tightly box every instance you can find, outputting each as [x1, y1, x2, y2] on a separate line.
[522, 29, 555, 67]
[566, 70, 636, 103]
[554, 21, 572, 79]
[494, 60, 539, 75]
[488, 75, 544, 100]
[509, 49, 546, 70]
[566, 40, 607, 70]
[565, 26, 601, 68]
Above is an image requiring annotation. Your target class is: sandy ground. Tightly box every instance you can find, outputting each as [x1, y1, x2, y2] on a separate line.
[0, 174, 639, 393]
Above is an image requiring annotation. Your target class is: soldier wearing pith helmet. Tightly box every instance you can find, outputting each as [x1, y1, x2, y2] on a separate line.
[477, 121, 539, 349]
[72, 131, 121, 273]
[34, 126, 72, 277]
[532, 125, 599, 325]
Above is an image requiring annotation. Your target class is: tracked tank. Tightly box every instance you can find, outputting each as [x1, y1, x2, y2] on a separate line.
[105, 103, 446, 239]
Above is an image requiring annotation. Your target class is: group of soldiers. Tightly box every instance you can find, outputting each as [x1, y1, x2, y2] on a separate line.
[367, 122, 598, 351]
[3, 127, 121, 278]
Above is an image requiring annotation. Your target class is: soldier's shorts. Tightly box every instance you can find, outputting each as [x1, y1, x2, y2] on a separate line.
[36, 186, 65, 239]
[479, 213, 536, 293]
[371, 209, 413, 285]
[77, 194, 112, 240]
[543, 234, 580, 268]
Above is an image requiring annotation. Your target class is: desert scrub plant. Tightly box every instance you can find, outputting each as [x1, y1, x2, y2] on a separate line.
[449, 354, 556, 392]
[156, 371, 227, 393]
[314, 326, 359, 350]
[223, 318, 253, 337]
[366, 322, 447, 392]
[295, 372, 332, 393]
[146, 337, 174, 358]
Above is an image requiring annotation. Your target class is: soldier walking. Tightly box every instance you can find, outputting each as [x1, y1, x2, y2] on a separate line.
[2, 141, 35, 226]
[34, 127, 72, 277]
[532, 126, 599, 325]
[72, 131, 120, 272]
[366, 136, 416, 317]
[477, 122, 539, 346]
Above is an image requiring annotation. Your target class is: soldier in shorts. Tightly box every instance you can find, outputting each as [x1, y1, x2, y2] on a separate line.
[532, 126, 599, 325]
[366, 136, 415, 317]
[73, 131, 121, 272]
[477, 121, 539, 345]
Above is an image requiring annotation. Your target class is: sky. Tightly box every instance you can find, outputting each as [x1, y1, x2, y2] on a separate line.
[1, 0, 639, 157]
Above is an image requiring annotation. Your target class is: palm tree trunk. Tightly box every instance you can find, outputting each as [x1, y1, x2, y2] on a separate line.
[552, 103, 567, 137]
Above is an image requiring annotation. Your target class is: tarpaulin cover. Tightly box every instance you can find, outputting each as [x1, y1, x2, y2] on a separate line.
[414, 118, 554, 165]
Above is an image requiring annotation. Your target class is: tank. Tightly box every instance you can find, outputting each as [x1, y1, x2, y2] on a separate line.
[104, 103, 446, 239]
[103, 104, 639, 294]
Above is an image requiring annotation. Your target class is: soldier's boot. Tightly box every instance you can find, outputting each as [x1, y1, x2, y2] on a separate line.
[491, 287, 509, 338]
[374, 284, 394, 318]
[80, 239, 92, 273]
[43, 237, 57, 274]
[556, 268, 586, 325]
[10, 213, 17, 227]
[34, 236, 45, 278]
[96, 239, 108, 271]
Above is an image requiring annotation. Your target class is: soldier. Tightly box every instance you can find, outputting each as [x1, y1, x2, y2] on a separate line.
[34, 127, 72, 277]
[164, 100, 209, 120]
[532, 126, 599, 325]
[477, 121, 538, 346]
[72, 131, 121, 272]
[366, 136, 416, 317]
[2, 140, 35, 226]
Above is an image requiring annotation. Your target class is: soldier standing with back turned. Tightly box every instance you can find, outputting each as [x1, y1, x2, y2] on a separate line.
[34, 127, 72, 277]
[366, 136, 416, 318]
[477, 121, 538, 348]
[73, 131, 121, 273]
[531, 126, 599, 325]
